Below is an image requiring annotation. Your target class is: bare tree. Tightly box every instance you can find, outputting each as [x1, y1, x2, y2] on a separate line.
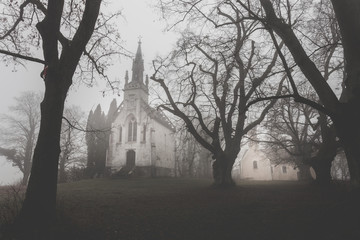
[259, 1, 343, 184]
[0, 92, 41, 185]
[152, 1, 284, 187]
[263, 85, 340, 184]
[0, 0, 124, 235]
[174, 124, 205, 177]
[236, 0, 360, 186]
[59, 106, 87, 183]
[263, 86, 319, 180]
[0, 93, 86, 185]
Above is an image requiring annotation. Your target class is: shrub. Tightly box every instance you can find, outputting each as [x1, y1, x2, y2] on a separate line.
[0, 184, 25, 236]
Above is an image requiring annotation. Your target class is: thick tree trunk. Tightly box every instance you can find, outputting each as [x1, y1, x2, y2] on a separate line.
[14, 74, 69, 238]
[334, 111, 360, 187]
[342, 144, 360, 186]
[331, 0, 360, 188]
[212, 155, 236, 187]
[6, 0, 101, 237]
[338, 137, 360, 187]
[297, 164, 313, 181]
[260, 0, 360, 188]
[309, 114, 338, 185]
[331, 0, 360, 102]
[311, 158, 333, 185]
[15, 2, 67, 235]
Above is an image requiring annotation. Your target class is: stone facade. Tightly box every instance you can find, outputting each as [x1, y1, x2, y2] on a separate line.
[106, 41, 176, 177]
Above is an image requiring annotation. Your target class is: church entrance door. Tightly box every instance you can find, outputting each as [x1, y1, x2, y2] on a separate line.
[126, 150, 136, 168]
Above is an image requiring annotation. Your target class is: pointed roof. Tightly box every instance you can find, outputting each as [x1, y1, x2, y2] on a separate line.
[135, 40, 143, 60]
[124, 39, 148, 93]
[131, 40, 144, 83]
[140, 100, 176, 132]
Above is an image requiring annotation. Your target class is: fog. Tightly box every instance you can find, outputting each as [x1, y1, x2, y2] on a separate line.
[0, 0, 177, 185]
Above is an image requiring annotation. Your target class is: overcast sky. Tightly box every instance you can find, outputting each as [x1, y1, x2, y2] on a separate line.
[0, 0, 178, 185]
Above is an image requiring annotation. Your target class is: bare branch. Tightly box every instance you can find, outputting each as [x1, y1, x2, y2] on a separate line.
[62, 116, 109, 133]
[0, 49, 45, 64]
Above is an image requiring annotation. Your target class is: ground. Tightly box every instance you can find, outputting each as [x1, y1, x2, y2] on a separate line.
[1, 178, 360, 239]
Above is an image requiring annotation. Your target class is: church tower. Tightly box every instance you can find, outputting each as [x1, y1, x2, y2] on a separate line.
[123, 40, 149, 105]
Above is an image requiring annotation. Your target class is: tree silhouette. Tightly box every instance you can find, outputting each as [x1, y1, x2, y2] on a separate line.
[152, 1, 285, 187]
[59, 106, 87, 183]
[0, 92, 41, 185]
[237, 0, 360, 186]
[0, 0, 123, 235]
[85, 104, 108, 177]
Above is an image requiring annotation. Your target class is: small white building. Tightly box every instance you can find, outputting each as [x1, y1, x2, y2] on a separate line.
[234, 143, 299, 181]
[106, 41, 176, 177]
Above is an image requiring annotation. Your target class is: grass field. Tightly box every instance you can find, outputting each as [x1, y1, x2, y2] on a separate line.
[2, 178, 360, 240]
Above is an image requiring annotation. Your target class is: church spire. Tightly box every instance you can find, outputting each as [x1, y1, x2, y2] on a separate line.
[123, 39, 149, 104]
[131, 39, 144, 84]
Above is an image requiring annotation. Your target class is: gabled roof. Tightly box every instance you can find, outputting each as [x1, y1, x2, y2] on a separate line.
[140, 100, 176, 132]
[114, 100, 175, 132]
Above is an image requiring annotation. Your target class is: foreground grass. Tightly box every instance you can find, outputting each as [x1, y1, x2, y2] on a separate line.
[2, 178, 360, 239]
[51, 178, 360, 240]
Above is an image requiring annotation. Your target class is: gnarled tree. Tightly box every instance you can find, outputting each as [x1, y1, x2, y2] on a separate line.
[0, 92, 41, 185]
[0, 0, 123, 236]
[263, 86, 340, 184]
[152, 1, 284, 187]
[236, 0, 360, 186]
[59, 106, 87, 183]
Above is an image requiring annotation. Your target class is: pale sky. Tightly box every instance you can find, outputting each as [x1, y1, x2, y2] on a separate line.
[0, 0, 178, 185]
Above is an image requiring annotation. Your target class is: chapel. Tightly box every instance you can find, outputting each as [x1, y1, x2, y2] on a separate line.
[234, 143, 299, 181]
[233, 128, 299, 181]
[106, 41, 176, 177]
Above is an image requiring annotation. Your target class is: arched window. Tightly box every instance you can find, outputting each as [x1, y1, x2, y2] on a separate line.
[253, 161, 258, 169]
[128, 117, 137, 142]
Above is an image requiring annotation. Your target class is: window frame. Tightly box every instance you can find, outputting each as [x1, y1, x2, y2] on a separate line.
[127, 117, 137, 142]
[253, 161, 258, 169]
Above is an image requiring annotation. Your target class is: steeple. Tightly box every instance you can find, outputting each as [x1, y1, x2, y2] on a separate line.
[123, 39, 149, 104]
[131, 40, 144, 84]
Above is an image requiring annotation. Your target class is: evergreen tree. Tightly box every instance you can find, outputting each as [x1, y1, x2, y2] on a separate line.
[106, 99, 118, 128]
[85, 110, 96, 177]
[85, 100, 118, 177]
[104, 99, 118, 173]
[85, 104, 109, 177]
[94, 111, 107, 176]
